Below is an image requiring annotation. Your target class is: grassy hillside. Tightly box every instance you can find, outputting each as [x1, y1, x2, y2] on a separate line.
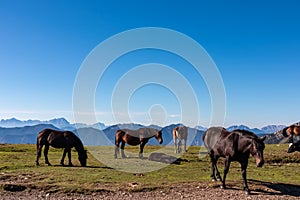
[0, 144, 300, 193]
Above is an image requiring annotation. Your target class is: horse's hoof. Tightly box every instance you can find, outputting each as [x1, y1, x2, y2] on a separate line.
[220, 185, 226, 189]
[47, 163, 51, 166]
[217, 178, 222, 182]
[244, 189, 251, 195]
[211, 178, 217, 182]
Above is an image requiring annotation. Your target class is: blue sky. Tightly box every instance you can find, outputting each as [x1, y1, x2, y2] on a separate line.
[0, 0, 299, 128]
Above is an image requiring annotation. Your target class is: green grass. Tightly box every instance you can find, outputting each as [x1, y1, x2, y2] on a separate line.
[0, 144, 300, 193]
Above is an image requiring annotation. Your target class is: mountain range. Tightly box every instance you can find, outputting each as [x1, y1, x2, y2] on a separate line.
[0, 117, 294, 145]
[0, 118, 286, 133]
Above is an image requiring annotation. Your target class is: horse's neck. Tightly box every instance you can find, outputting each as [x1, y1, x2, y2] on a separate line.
[74, 138, 84, 152]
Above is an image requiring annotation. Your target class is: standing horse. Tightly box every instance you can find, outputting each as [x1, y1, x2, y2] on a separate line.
[114, 128, 163, 159]
[172, 126, 188, 153]
[282, 125, 300, 142]
[203, 127, 266, 195]
[36, 129, 87, 167]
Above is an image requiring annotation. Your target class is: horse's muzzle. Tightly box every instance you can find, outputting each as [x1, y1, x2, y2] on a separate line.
[256, 161, 264, 168]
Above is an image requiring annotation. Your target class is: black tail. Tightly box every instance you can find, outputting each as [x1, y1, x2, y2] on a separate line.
[281, 127, 289, 137]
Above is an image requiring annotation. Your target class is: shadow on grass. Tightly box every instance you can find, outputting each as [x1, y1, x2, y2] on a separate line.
[52, 164, 113, 169]
[249, 179, 300, 197]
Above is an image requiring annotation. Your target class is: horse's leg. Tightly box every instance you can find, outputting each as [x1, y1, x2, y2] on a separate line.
[174, 138, 178, 153]
[60, 148, 67, 166]
[210, 153, 221, 181]
[120, 141, 126, 158]
[44, 144, 51, 166]
[178, 140, 182, 153]
[221, 156, 231, 189]
[139, 142, 146, 159]
[67, 148, 73, 166]
[114, 140, 120, 159]
[241, 160, 250, 195]
[214, 156, 222, 181]
[209, 153, 217, 181]
[184, 139, 187, 152]
[36, 143, 43, 166]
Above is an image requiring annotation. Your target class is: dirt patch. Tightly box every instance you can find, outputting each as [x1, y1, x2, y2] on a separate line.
[1, 181, 299, 200]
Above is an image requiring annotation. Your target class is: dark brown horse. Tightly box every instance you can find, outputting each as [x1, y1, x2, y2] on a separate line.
[203, 127, 266, 195]
[172, 126, 188, 153]
[114, 128, 163, 159]
[36, 129, 87, 167]
[282, 125, 300, 142]
[287, 142, 300, 153]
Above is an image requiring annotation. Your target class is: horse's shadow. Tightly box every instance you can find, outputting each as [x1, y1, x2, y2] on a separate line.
[248, 179, 300, 197]
[52, 164, 113, 169]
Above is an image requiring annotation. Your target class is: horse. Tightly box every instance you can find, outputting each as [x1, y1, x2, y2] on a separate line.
[202, 127, 266, 195]
[282, 125, 300, 142]
[287, 142, 300, 153]
[172, 126, 188, 153]
[114, 128, 163, 159]
[36, 129, 87, 167]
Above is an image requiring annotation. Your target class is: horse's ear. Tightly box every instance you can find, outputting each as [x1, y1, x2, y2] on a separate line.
[260, 136, 266, 142]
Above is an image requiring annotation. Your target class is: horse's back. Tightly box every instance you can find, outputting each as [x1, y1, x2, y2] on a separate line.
[37, 129, 77, 148]
[203, 127, 227, 153]
[173, 126, 188, 140]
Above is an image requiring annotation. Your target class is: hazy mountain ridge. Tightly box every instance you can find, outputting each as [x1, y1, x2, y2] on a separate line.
[0, 124, 59, 144]
[0, 118, 70, 129]
[0, 118, 107, 130]
[0, 118, 297, 145]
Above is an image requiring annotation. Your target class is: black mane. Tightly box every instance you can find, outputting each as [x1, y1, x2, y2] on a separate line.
[233, 129, 258, 139]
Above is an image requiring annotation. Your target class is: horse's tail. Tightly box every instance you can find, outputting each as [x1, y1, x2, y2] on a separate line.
[115, 130, 123, 145]
[281, 127, 289, 137]
[36, 129, 46, 165]
[36, 136, 39, 155]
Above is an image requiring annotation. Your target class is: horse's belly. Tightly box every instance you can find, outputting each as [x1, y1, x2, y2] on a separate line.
[126, 141, 140, 146]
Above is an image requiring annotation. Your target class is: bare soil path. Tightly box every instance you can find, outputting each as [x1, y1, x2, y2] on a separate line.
[1, 181, 300, 200]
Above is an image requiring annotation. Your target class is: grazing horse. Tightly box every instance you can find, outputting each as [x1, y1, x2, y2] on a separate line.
[36, 129, 87, 167]
[172, 126, 188, 153]
[287, 142, 300, 153]
[282, 125, 300, 142]
[203, 127, 266, 195]
[114, 128, 163, 159]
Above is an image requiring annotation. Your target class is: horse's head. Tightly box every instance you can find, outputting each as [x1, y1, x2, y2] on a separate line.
[155, 130, 163, 144]
[282, 126, 296, 142]
[287, 143, 300, 153]
[78, 149, 88, 167]
[250, 136, 266, 167]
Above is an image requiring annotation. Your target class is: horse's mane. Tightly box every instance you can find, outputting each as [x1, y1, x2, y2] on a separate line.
[232, 129, 258, 139]
[68, 131, 84, 150]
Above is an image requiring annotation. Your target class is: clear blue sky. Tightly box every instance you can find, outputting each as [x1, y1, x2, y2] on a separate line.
[0, 0, 299, 128]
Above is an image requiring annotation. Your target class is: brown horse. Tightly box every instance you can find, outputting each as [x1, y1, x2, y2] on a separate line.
[172, 126, 188, 153]
[114, 128, 163, 159]
[282, 125, 300, 142]
[203, 127, 266, 195]
[36, 129, 87, 167]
